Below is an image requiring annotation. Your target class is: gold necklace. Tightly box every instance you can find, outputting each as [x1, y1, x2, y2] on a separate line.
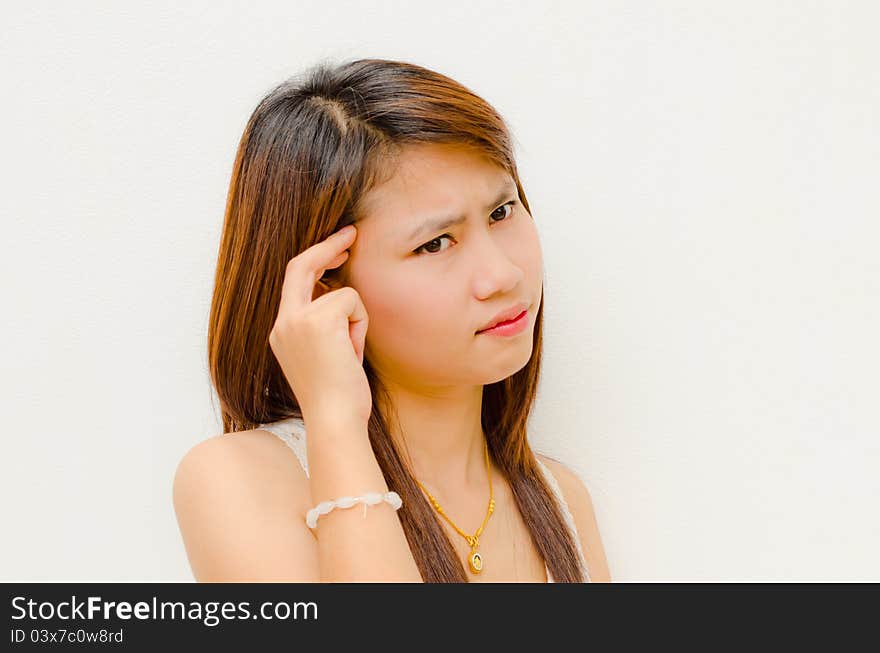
[414, 438, 495, 574]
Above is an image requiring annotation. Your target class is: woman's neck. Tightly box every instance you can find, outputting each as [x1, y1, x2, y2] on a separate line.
[381, 382, 488, 493]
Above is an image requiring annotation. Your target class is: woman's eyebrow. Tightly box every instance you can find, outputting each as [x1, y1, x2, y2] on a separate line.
[403, 181, 517, 242]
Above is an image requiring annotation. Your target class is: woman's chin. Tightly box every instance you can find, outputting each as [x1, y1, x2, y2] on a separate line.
[478, 348, 534, 385]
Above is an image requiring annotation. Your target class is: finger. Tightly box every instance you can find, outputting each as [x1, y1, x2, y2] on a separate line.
[313, 285, 369, 359]
[279, 225, 356, 310]
[344, 288, 369, 365]
[350, 313, 368, 365]
[322, 249, 350, 278]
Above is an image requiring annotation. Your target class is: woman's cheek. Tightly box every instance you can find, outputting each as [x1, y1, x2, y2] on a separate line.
[517, 221, 543, 284]
[361, 278, 424, 343]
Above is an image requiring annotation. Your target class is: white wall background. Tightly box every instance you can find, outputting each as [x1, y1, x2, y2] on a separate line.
[1, 1, 877, 582]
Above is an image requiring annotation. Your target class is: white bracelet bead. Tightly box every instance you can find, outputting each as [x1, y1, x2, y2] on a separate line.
[362, 492, 383, 505]
[305, 491, 402, 529]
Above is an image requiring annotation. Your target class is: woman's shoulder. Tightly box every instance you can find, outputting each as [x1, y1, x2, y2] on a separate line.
[175, 426, 308, 483]
[534, 454, 612, 582]
[172, 427, 316, 581]
[173, 428, 312, 526]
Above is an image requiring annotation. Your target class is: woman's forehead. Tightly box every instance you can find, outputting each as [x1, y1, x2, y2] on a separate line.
[355, 145, 512, 238]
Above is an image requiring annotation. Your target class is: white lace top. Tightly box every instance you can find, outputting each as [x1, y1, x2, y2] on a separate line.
[257, 415, 591, 583]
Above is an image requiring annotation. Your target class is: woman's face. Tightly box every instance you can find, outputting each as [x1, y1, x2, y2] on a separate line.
[340, 142, 544, 388]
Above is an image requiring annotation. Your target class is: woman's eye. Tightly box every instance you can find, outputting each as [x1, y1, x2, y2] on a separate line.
[414, 234, 453, 256]
[413, 200, 516, 256]
[489, 201, 515, 223]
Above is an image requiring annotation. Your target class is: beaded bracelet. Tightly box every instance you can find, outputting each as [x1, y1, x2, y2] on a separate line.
[305, 491, 403, 529]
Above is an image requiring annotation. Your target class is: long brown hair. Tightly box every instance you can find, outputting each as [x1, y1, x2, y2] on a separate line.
[207, 57, 587, 582]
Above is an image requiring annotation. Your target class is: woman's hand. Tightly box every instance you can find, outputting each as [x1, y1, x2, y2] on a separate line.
[268, 225, 371, 426]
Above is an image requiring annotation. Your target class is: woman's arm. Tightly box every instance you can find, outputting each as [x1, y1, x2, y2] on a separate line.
[303, 413, 423, 582]
[173, 432, 320, 581]
[173, 416, 424, 583]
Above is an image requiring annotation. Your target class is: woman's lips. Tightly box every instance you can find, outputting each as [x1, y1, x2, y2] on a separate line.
[476, 309, 529, 336]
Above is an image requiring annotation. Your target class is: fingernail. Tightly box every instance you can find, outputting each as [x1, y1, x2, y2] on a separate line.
[339, 224, 356, 235]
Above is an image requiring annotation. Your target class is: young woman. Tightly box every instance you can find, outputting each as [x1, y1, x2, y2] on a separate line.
[173, 58, 611, 583]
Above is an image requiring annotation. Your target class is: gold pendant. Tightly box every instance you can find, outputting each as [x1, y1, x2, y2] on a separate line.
[468, 550, 483, 574]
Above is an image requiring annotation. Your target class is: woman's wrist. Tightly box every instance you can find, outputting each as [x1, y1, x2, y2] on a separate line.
[302, 408, 369, 441]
